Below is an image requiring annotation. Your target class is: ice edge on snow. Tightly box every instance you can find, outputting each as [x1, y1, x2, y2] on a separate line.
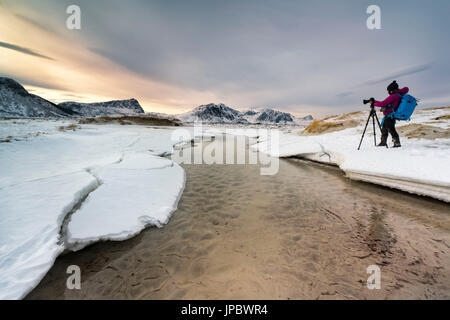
[345, 171, 450, 203]
[298, 151, 449, 202]
[65, 165, 186, 252]
[17, 153, 184, 298]
[246, 132, 450, 202]
[14, 175, 100, 300]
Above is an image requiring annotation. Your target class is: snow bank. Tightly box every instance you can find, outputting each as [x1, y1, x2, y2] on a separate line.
[200, 108, 450, 202]
[247, 108, 450, 202]
[0, 121, 185, 299]
[0, 171, 98, 300]
[67, 154, 185, 250]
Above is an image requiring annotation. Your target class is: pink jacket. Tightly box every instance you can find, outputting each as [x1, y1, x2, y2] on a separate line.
[374, 87, 409, 115]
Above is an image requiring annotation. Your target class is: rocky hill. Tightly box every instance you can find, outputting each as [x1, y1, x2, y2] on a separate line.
[59, 99, 144, 117]
[0, 77, 74, 118]
[0, 77, 145, 119]
[178, 103, 313, 124]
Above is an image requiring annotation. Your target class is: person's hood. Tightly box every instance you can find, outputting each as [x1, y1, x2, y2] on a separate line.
[393, 87, 409, 95]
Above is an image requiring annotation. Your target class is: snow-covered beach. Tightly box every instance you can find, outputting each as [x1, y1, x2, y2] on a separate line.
[1, 105, 450, 299]
[0, 120, 185, 299]
[205, 106, 450, 202]
[2, 0, 450, 305]
[27, 131, 450, 300]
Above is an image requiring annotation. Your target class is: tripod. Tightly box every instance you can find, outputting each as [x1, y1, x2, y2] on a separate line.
[357, 102, 386, 150]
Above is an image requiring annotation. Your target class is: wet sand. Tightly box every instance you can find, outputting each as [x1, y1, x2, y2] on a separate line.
[28, 136, 450, 299]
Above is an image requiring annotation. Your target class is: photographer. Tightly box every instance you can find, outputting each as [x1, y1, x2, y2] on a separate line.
[370, 81, 409, 148]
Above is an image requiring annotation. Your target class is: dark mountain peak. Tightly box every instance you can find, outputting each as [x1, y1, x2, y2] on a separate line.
[189, 103, 240, 122]
[197, 103, 238, 113]
[0, 77, 145, 118]
[0, 77, 72, 118]
[0, 77, 29, 96]
[254, 108, 294, 123]
[180, 104, 301, 124]
[58, 98, 144, 117]
[243, 110, 257, 116]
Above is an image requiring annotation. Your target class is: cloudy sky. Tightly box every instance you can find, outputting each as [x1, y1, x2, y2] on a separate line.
[1, 0, 449, 117]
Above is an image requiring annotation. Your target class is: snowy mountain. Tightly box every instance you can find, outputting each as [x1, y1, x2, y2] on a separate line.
[1, 77, 311, 123]
[178, 103, 313, 124]
[59, 99, 144, 117]
[242, 108, 294, 124]
[0, 77, 145, 119]
[0, 77, 74, 118]
[178, 103, 247, 123]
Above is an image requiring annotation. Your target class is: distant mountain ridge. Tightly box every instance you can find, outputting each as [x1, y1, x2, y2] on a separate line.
[178, 103, 313, 124]
[0, 78, 74, 118]
[1, 77, 313, 123]
[242, 108, 294, 123]
[178, 103, 245, 124]
[59, 99, 144, 117]
[0, 77, 144, 118]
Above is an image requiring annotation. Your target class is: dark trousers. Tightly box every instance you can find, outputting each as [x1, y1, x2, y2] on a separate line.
[381, 117, 400, 144]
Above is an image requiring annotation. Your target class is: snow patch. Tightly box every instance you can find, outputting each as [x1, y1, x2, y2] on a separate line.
[66, 155, 185, 251]
[0, 171, 98, 300]
[248, 114, 450, 201]
[206, 108, 450, 202]
[0, 122, 186, 299]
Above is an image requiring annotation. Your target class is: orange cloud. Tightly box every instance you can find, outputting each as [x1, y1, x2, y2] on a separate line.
[0, 7, 217, 114]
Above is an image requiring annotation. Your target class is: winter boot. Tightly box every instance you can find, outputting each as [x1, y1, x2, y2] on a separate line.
[377, 135, 387, 147]
[393, 137, 401, 148]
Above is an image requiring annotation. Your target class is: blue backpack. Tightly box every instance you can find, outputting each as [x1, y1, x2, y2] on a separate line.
[393, 94, 417, 121]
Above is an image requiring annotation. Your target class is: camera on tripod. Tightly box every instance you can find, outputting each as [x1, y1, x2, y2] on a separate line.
[357, 97, 386, 150]
[363, 98, 375, 106]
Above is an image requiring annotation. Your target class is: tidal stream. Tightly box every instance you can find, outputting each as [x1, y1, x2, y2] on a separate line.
[28, 134, 450, 299]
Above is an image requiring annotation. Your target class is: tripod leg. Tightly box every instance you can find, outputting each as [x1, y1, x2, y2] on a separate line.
[374, 112, 382, 131]
[358, 114, 372, 150]
[374, 112, 388, 149]
[372, 112, 377, 146]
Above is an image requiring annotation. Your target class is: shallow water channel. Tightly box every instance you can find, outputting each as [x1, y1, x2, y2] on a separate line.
[28, 133, 450, 299]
